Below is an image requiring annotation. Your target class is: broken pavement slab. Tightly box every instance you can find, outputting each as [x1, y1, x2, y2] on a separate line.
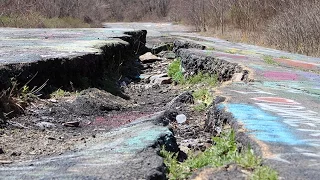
[139, 52, 163, 64]
[0, 28, 134, 64]
[2, 22, 320, 179]
[0, 112, 174, 180]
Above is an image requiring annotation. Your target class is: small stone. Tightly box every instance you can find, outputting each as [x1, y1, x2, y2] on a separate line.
[154, 77, 172, 85]
[63, 121, 80, 127]
[29, 151, 37, 155]
[149, 73, 168, 83]
[48, 99, 58, 103]
[164, 52, 176, 59]
[36, 122, 56, 130]
[139, 52, 162, 64]
[232, 73, 244, 82]
[48, 137, 56, 140]
[176, 114, 187, 124]
[0, 148, 4, 154]
[139, 74, 151, 80]
[11, 152, 21, 156]
[0, 160, 13, 164]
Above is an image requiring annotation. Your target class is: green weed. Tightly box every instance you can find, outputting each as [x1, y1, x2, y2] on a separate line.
[167, 59, 218, 87]
[235, 148, 262, 169]
[51, 89, 69, 98]
[193, 103, 207, 112]
[206, 47, 216, 51]
[168, 59, 186, 83]
[251, 166, 278, 180]
[161, 130, 278, 180]
[193, 89, 213, 105]
[263, 55, 279, 65]
[186, 73, 218, 86]
[279, 56, 290, 59]
[225, 49, 238, 54]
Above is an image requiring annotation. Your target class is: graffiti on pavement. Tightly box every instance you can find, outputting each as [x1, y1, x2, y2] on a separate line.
[252, 97, 320, 149]
[275, 58, 318, 70]
[230, 90, 275, 95]
[264, 71, 298, 81]
[261, 81, 320, 97]
[226, 103, 302, 145]
[253, 97, 319, 129]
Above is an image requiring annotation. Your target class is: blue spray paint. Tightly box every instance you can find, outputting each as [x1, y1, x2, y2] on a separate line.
[225, 103, 304, 145]
[117, 127, 172, 153]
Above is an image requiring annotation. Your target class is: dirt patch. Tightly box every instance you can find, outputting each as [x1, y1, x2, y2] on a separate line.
[0, 51, 183, 164]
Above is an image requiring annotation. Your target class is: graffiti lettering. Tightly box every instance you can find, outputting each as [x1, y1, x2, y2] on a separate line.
[230, 90, 275, 95]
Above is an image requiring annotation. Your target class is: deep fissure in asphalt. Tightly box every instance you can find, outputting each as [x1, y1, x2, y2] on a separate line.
[0, 30, 260, 179]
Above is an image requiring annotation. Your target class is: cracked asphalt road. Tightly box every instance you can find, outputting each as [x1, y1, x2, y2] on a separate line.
[1, 23, 320, 179]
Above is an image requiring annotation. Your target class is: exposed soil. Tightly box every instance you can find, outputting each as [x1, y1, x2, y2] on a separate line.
[0, 48, 216, 165]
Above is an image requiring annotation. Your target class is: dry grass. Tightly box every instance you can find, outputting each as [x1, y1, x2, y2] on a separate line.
[172, 0, 320, 57]
[0, 77, 47, 120]
[0, 13, 92, 28]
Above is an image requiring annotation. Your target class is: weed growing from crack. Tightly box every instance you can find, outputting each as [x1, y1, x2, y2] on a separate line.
[263, 55, 279, 65]
[186, 73, 218, 86]
[252, 166, 278, 180]
[50, 89, 68, 98]
[167, 59, 218, 111]
[50, 88, 81, 99]
[193, 103, 207, 112]
[192, 89, 214, 112]
[160, 130, 278, 180]
[0, 77, 48, 119]
[168, 58, 186, 84]
[279, 56, 290, 59]
[168, 59, 218, 87]
[225, 49, 238, 54]
[166, 43, 174, 51]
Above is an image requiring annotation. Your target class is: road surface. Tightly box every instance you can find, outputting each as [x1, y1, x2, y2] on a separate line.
[1, 23, 320, 179]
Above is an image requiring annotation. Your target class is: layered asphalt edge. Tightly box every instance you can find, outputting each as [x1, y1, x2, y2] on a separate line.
[173, 40, 263, 156]
[0, 31, 263, 179]
[0, 30, 148, 94]
[0, 30, 178, 180]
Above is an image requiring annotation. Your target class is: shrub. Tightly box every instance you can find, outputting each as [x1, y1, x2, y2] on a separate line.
[160, 130, 278, 180]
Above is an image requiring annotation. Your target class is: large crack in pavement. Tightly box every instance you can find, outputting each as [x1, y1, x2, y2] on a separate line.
[0, 28, 253, 179]
[5, 24, 312, 179]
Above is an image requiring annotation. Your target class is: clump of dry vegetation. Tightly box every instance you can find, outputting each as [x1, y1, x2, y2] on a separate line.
[171, 0, 320, 56]
[0, 77, 47, 124]
[1, 0, 320, 56]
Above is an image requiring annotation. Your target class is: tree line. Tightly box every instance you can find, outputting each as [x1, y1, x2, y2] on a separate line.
[1, 0, 320, 56]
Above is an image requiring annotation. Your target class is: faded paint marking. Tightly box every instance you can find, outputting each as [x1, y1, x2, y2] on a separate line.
[231, 90, 276, 95]
[226, 104, 302, 145]
[275, 58, 317, 70]
[264, 71, 298, 81]
[251, 97, 300, 105]
[255, 103, 319, 128]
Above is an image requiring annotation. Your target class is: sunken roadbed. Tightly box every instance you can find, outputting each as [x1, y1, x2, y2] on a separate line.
[0, 28, 255, 179]
[3, 23, 320, 179]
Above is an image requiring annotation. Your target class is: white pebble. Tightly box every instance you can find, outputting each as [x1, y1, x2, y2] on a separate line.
[176, 114, 187, 124]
